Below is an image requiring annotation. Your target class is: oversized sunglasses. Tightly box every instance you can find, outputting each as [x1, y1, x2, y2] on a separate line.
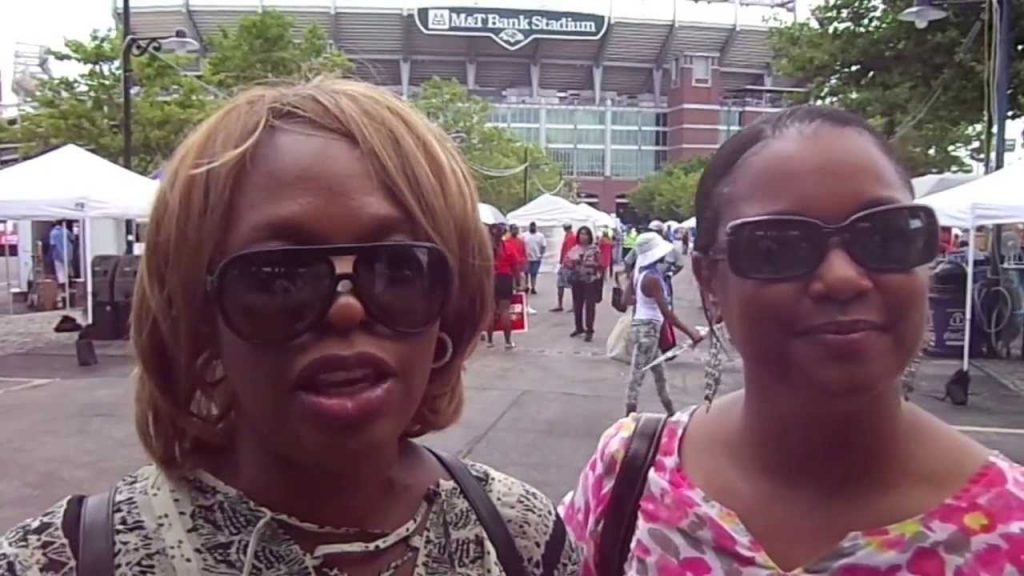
[208, 242, 452, 344]
[721, 204, 939, 281]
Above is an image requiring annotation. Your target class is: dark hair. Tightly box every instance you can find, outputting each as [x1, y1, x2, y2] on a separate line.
[576, 225, 594, 243]
[693, 105, 912, 255]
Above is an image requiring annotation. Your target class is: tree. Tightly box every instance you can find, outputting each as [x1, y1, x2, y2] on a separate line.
[205, 10, 353, 91]
[413, 78, 563, 213]
[1, 30, 213, 174]
[1, 11, 354, 173]
[628, 157, 708, 221]
[772, 0, 1023, 175]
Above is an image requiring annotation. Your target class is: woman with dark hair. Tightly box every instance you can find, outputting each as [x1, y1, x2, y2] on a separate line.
[487, 223, 518, 350]
[564, 226, 603, 342]
[562, 105, 1024, 574]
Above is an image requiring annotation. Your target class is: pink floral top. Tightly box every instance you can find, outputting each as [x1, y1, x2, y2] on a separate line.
[560, 409, 1024, 575]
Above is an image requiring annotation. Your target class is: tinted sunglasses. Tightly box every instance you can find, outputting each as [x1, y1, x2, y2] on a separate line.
[722, 204, 939, 281]
[208, 242, 451, 344]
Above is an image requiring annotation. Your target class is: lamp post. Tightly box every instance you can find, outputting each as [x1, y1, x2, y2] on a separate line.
[898, 0, 1014, 172]
[120, 0, 200, 171]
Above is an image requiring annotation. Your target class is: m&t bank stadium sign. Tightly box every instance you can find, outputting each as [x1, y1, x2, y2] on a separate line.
[416, 7, 608, 51]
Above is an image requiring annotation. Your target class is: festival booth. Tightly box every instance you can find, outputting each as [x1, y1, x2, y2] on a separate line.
[917, 161, 1024, 374]
[507, 194, 601, 272]
[0, 145, 158, 324]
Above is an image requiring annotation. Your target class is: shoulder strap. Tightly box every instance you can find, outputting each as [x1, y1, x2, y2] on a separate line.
[596, 414, 668, 576]
[427, 448, 528, 576]
[71, 488, 116, 576]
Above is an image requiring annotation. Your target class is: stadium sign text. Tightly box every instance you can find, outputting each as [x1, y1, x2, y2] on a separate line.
[415, 7, 608, 51]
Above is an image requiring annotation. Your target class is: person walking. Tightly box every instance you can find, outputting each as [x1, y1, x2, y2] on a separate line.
[489, 224, 518, 350]
[523, 221, 547, 295]
[622, 226, 638, 261]
[551, 222, 576, 312]
[621, 232, 704, 416]
[505, 223, 528, 293]
[48, 221, 69, 285]
[562, 105, 1024, 575]
[598, 230, 614, 280]
[564, 226, 603, 342]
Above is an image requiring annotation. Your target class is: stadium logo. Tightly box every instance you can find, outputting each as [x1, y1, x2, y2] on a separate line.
[415, 7, 607, 51]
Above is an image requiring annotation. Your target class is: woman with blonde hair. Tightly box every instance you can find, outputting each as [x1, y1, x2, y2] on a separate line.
[1, 79, 577, 575]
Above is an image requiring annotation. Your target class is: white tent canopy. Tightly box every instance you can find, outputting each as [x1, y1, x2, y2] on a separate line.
[508, 194, 602, 272]
[575, 203, 616, 229]
[912, 173, 979, 200]
[915, 161, 1024, 373]
[916, 161, 1024, 229]
[0, 144, 159, 323]
[0, 145, 158, 219]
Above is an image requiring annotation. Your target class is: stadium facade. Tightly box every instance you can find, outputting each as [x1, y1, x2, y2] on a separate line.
[121, 0, 802, 213]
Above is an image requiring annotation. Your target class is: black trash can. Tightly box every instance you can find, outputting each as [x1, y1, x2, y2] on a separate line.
[90, 255, 121, 340]
[926, 262, 969, 357]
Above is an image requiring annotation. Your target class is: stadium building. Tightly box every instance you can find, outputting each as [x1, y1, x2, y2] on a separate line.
[121, 0, 802, 213]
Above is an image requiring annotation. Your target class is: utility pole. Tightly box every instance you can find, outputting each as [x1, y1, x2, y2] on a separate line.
[121, 0, 133, 171]
[522, 147, 529, 206]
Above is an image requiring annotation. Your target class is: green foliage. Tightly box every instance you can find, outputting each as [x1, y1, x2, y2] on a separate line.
[1, 30, 213, 174]
[413, 78, 562, 213]
[771, 0, 1023, 175]
[1, 11, 354, 174]
[629, 157, 708, 221]
[205, 11, 353, 90]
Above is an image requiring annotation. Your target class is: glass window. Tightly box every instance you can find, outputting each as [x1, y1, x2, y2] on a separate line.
[575, 128, 604, 145]
[575, 149, 605, 177]
[547, 148, 574, 174]
[639, 129, 660, 146]
[546, 127, 575, 145]
[489, 106, 509, 125]
[720, 108, 741, 128]
[576, 110, 603, 126]
[611, 129, 638, 146]
[509, 107, 540, 124]
[546, 108, 575, 125]
[638, 112, 658, 127]
[511, 126, 540, 143]
[611, 149, 639, 178]
[692, 56, 711, 86]
[612, 110, 638, 127]
[637, 150, 657, 178]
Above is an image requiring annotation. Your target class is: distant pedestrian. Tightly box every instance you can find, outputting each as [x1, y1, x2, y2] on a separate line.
[505, 224, 527, 293]
[564, 226, 603, 342]
[48, 221, 70, 285]
[522, 221, 546, 295]
[488, 223, 517, 350]
[551, 222, 576, 312]
[599, 230, 614, 279]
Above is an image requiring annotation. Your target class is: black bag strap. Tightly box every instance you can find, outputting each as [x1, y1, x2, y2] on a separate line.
[596, 414, 667, 576]
[67, 488, 116, 576]
[427, 447, 529, 576]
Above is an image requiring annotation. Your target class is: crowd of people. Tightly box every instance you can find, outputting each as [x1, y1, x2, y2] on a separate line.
[3, 79, 1023, 576]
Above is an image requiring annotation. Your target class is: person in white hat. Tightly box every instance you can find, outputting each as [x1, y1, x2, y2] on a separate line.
[622, 232, 704, 415]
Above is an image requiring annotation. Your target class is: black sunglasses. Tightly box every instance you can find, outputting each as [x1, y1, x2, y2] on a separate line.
[208, 242, 452, 344]
[721, 204, 939, 281]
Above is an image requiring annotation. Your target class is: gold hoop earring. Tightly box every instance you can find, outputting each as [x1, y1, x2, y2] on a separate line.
[432, 333, 454, 369]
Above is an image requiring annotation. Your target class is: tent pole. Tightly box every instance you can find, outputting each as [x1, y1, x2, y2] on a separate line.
[4, 223, 11, 315]
[62, 224, 70, 311]
[962, 212, 976, 372]
[84, 218, 93, 325]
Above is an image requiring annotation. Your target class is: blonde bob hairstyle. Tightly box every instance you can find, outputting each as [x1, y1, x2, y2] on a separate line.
[133, 78, 494, 474]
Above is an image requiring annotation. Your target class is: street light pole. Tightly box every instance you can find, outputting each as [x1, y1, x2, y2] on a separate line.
[522, 147, 529, 206]
[121, 0, 133, 171]
[993, 0, 1013, 172]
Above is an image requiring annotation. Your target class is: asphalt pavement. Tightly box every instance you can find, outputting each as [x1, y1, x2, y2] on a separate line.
[1, 272, 1023, 529]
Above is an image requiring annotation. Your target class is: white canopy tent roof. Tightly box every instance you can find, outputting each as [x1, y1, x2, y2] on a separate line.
[912, 173, 979, 199]
[916, 162, 1024, 228]
[575, 203, 616, 229]
[507, 194, 594, 228]
[680, 217, 697, 229]
[0, 145, 158, 219]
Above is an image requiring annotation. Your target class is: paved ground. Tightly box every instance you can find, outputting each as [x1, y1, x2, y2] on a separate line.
[2, 273, 1024, 529]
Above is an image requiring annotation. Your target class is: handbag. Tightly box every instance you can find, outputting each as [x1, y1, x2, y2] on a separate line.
[611, 285, 627, 313]
[596, 413, 668, 576]
[68, 450, 567, 576]
[606, 314, 633, 364]
[658, 321, 677, 353]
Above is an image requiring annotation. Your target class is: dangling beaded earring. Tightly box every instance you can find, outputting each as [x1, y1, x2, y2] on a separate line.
[703, 324, 725, 411]
[901, 355, 921, 401]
